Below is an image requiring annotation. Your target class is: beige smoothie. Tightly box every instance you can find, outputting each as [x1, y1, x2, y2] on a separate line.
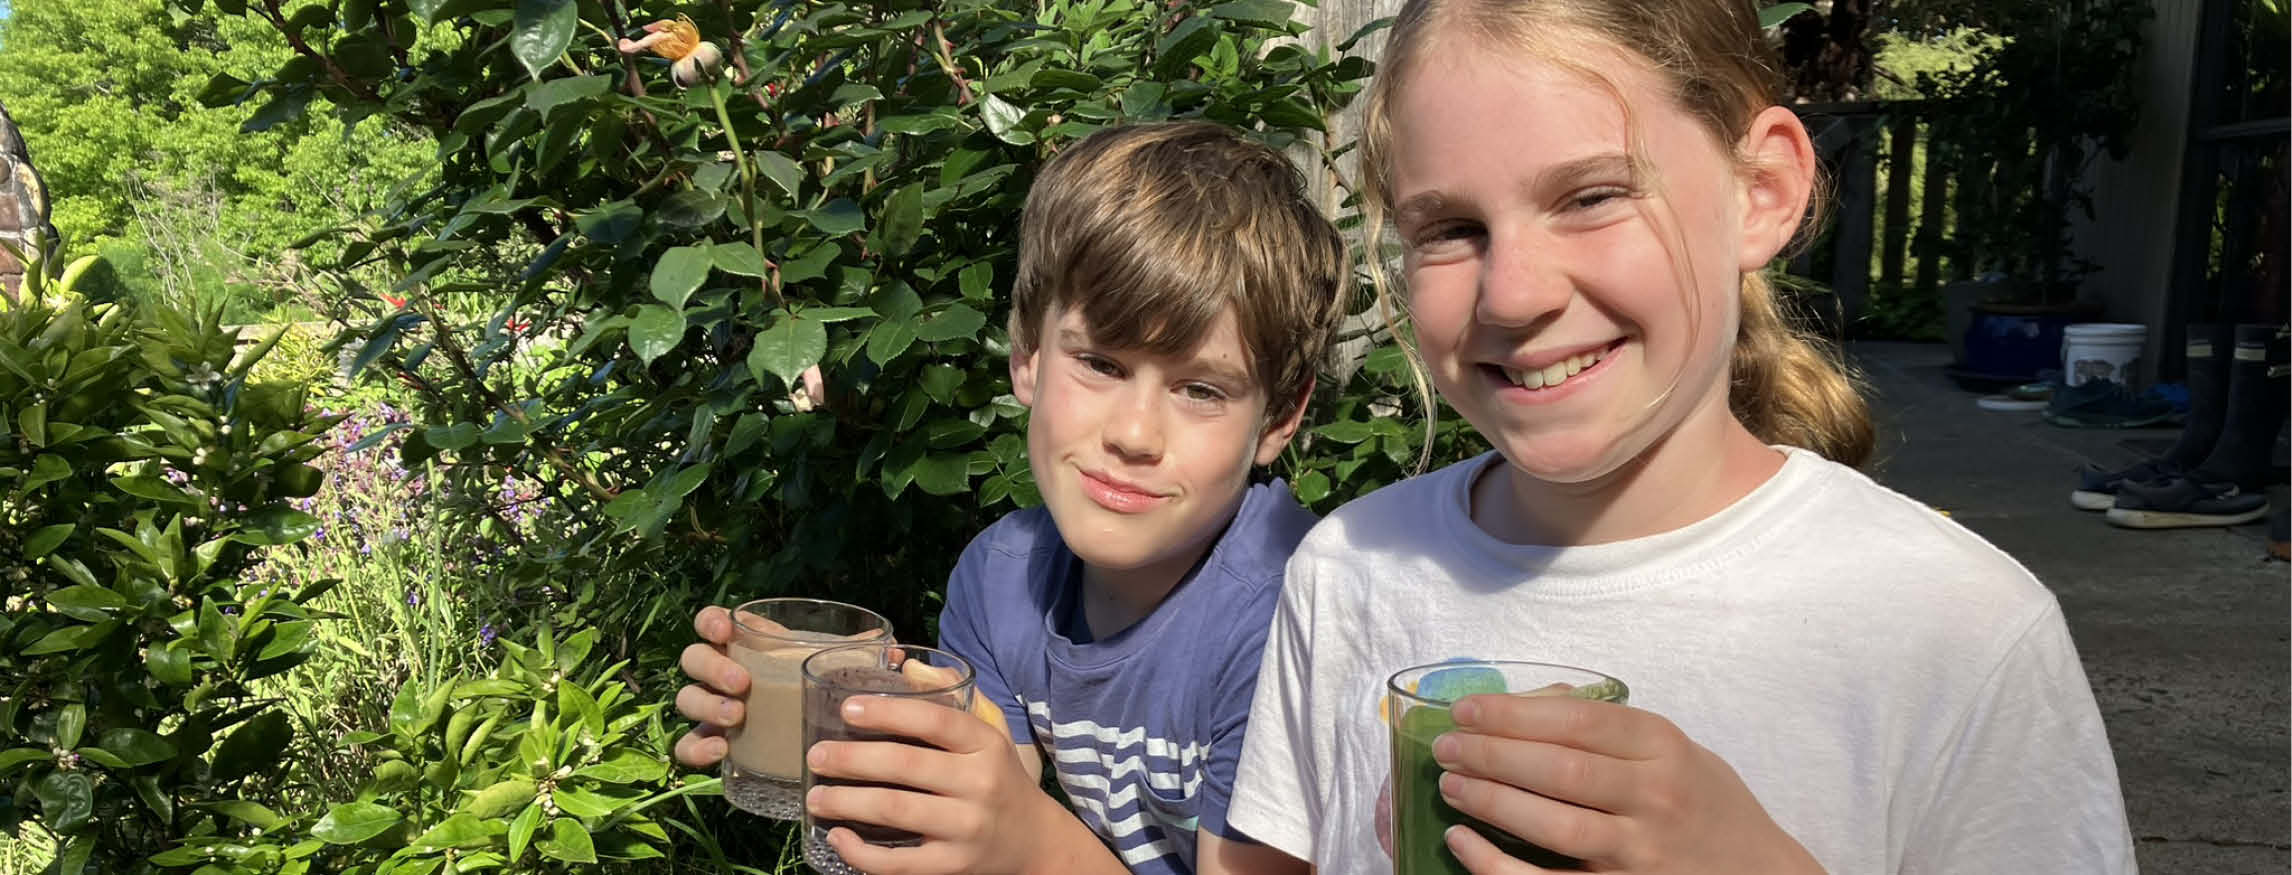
[722, 609, 885, 820]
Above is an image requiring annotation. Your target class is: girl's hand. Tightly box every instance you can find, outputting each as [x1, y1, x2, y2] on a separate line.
[1434, 694, 1825, 874]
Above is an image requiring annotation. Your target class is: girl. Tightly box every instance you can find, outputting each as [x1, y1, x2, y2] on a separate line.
[1225, 1, 2134, 873]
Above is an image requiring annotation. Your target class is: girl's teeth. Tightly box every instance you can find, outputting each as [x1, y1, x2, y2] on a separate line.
[1503, 345, 1611, 390]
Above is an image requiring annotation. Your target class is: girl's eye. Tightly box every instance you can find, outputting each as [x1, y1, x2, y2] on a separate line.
[1410, 221, 1484, 253]
[1568, 187, 1629, 212]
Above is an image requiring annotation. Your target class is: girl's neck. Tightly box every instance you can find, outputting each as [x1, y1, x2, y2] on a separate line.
[1471, 393, 1786, 546]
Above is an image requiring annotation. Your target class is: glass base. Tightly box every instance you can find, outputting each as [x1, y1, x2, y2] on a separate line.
[805, 823, 924, 874]
[722, 763, 803, 820]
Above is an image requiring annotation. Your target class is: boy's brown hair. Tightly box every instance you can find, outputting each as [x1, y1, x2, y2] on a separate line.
[1012, 121, 1351, 426]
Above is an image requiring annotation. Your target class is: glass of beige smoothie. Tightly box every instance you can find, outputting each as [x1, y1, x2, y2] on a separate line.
[722, 598, 892, 819]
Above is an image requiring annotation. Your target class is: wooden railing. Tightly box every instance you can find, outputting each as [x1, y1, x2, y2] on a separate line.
[1788, 100, 1964, 337]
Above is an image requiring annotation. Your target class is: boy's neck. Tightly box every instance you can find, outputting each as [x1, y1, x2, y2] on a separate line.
[1473, 387, 1785, 546]
[1075, 549, 1206, 641]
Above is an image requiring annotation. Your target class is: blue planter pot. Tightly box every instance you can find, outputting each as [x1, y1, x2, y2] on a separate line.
[1958, 304, 2089, 384]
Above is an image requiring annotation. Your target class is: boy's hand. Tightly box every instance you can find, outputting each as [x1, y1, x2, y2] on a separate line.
[671, 606, 746, 768]
[1432, 694, 1825, 875]
[805, 695, 1086, 875]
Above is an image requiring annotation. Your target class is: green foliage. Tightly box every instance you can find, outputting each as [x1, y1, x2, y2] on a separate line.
[1919, 0, 2151, 297]
[188, 0, 1386, 646]
[0, 254, 341, 871]
[0, 0, 434, 318]
[152, 626, 697, 874]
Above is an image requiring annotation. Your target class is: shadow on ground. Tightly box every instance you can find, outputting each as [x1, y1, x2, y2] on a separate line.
[1853, 342, 2289, 874]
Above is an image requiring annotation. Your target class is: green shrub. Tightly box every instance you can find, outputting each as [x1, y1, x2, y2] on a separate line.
[189, 0, 1390, 654]
[0, 255, 339, 872]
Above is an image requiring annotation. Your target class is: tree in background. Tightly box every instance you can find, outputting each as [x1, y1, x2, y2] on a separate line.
[0, 0, 429, 319]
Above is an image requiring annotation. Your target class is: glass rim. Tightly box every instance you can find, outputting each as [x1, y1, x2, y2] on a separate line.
[728, 597, 892, 643]
[800, 642, 975, 697]
[1385, 659, 1622, 708]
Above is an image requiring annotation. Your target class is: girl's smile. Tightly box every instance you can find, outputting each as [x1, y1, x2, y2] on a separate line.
[1479, 337, 1629, 404]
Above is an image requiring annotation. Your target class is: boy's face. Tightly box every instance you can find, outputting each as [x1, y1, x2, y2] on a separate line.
[1010, 304, 1303, 581]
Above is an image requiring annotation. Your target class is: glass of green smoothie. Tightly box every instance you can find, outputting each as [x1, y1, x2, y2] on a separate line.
[1386, 660, 1629, 874]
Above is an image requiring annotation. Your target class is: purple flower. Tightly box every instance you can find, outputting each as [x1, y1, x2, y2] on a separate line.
[479, 624, 498, 647]
[312, 526, 326, 542]
[405, 588, 422, 607]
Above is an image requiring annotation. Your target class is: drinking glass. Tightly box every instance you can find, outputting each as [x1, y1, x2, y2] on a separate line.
[800, 643, 976, 875]
[720, 598, 892, 819]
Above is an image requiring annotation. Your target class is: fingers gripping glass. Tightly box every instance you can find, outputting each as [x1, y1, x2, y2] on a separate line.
[721, 598, 893, 820]
[801, 643, 976, 875]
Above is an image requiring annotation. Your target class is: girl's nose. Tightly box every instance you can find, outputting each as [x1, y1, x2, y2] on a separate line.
[1475, 229, 1569, 329]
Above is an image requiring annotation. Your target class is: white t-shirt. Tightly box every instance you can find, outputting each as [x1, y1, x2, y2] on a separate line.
[1229, 448, 2134, 874]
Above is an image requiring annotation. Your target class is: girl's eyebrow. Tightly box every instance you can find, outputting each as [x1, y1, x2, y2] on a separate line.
[1534, 152, 1635, 196]
[1393, 153, 1635, 225]
[1393, 190, 1450, 229]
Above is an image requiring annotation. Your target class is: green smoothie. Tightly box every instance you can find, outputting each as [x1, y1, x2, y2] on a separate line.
[1387, 665, 1627, 875]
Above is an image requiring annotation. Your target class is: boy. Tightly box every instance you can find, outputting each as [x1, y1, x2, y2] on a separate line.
[673, 122, 1350, 874]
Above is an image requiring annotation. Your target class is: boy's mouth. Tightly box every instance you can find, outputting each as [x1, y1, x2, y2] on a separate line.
[1481, 339, 1624, 395]
[1079, 469, 1168, 514]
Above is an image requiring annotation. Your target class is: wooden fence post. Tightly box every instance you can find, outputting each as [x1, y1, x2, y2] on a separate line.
[1880, 110, 1917, 289]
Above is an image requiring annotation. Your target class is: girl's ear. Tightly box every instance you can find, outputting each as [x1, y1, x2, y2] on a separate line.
[1735, 106, 1818, 272]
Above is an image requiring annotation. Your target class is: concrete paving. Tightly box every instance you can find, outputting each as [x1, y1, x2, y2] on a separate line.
[1853, 342, 2288, 874]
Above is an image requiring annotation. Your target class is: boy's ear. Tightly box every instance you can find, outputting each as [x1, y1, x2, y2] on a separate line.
[1008, 319, 1039, 409]
[1252, 375, 1315, 466]
[1734, 105, 1818, 272]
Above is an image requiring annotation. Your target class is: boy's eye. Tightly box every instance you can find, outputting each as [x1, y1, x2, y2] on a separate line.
[1179, 383, 1227, 403]
[1077, 354, 1124, 377]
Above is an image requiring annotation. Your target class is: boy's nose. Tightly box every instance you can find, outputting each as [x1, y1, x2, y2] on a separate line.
[1102, 389, 1164, 463]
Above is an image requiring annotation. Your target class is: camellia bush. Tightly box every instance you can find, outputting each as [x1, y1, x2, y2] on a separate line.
[180, 0, 1407, 648]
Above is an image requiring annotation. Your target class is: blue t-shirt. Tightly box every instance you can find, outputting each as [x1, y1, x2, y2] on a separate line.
[938, 479, 1318, 874]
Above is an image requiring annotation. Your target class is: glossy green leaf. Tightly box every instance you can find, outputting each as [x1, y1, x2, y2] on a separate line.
[980, 94, 1031, 145]
[753, 150, 803, 197]
[23, 523, 73, 559]
[511, 0, 576, 79]
[412, 813, 503, 849]
[56, 703, 86, 750]
[312, 801, 403, 844]
[507, 802, 543, 863]
[649, 246, 713, 312]
[95, 729, 176, 767]
[916, 305, 987, 342]
[711, 241, 770, 277]
[628, 305, 686, 365]
[208, 711, 290, 785]
[191, 800, 283, 830]
[804, 199, 866, 236]
[536, 817, 597, 863]
[875, 183, 925, 256]
[748, 317, 828, 389]
[35, 771, 94, 833]
[240, 507, 322, 545]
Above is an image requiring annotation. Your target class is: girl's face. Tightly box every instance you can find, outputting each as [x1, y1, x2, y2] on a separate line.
[1387, 40, 1772, 483]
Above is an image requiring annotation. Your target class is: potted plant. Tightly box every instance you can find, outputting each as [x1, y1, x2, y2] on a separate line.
[1925, 0, 2149, 387]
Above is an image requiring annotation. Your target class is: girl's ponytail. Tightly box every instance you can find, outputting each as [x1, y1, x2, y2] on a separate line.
[1729, 272, 1874, 467]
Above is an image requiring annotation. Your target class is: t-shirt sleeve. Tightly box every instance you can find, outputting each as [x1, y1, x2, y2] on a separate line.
[935, 537, 1034, 746]
[1902, 602, 2134, 874]
[1195, 585, 1278, 842]
[1225, 549, 1322, 861]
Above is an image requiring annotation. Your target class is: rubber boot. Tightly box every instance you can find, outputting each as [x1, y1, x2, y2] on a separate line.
[2070, 322, 2228, 510]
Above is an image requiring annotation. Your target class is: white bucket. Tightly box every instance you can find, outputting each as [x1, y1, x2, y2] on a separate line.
[2062, 323, 2147, 387]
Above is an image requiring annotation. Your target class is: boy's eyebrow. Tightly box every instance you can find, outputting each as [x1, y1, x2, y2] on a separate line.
[1061, 326, 1256, 390]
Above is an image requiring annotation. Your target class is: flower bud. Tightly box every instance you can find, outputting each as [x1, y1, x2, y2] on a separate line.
[673, 42, 725, 88]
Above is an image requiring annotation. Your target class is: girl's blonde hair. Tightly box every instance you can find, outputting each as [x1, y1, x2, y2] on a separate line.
[1357, 0, 1874, 467]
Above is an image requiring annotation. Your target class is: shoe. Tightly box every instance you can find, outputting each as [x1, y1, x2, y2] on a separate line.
[2106, 476, 2270, 528]
[2070, 459, 2182, 511]
[2042, 378, 2179, 429]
